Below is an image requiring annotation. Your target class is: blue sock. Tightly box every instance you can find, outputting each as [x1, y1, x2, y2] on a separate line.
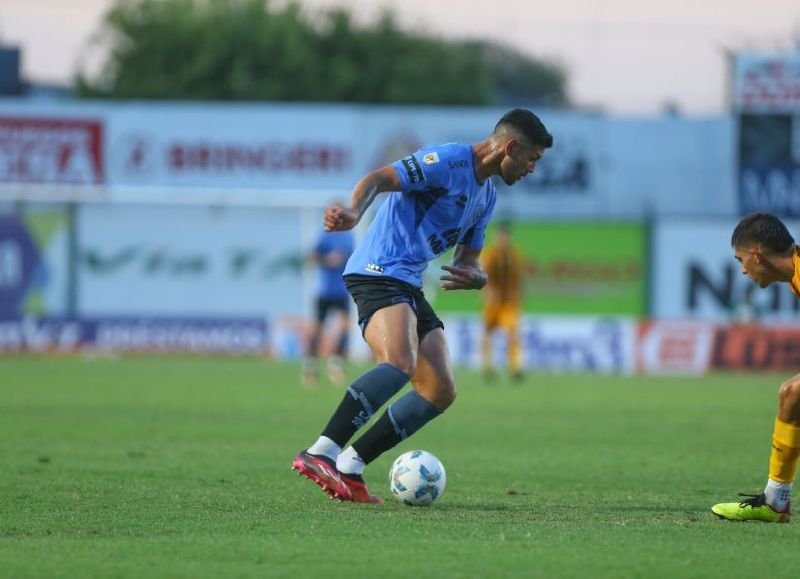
[352, 390, 443, 464]
[320, 363, 409, 447]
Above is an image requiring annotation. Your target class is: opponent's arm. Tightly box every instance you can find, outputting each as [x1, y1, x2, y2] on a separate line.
[324, 166, 401, 232]
[440, 245, 488, 291]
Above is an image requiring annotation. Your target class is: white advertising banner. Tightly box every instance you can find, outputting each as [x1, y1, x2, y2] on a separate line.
[636, 320, 716, 375]
[652, 218, 800, 322]
[361, 109, 735, 219]
[267, 313, 635, 373]
[77, 204, 314, 317]
[106, 103, 361, 192]
[733, 53, 800, 113]
[0, 100, 736, 218]
[443, 314, 636, 374]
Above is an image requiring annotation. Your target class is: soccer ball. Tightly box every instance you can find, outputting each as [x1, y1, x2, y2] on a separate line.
[389, 450, 446, 506]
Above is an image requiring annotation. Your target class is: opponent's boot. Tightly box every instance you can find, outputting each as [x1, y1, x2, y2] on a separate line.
[711, 493, 791, 523]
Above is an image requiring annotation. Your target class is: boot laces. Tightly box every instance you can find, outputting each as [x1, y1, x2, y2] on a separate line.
[736, 493, 767, 508]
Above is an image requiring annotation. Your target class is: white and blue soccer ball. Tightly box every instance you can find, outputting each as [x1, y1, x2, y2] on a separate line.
[389, 450, 446, 506]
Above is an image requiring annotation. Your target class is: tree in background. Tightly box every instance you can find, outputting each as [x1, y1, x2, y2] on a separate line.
[466, 41, 568, 108]
[77, 0, 568, 107]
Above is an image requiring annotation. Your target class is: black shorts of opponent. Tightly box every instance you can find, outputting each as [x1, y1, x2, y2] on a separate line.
[315, 297, 350, 323]
[344, 274, 444, 341]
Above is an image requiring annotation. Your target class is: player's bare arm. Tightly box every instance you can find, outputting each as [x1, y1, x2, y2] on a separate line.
[440, 245, 488, 291]
[324, 166, 401, 232]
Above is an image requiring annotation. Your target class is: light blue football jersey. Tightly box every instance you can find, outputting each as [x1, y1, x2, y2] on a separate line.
[344, 143, 497, 288]
[314, 230, 354, 300]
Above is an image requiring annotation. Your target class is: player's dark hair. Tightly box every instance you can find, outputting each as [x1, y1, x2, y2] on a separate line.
[731, 212, 795, 253]
[495, 109, 553, 149]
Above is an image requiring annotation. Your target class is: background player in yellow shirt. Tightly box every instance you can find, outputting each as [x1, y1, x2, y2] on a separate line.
[712, 212, 800, 523]
[481, 221, 525, 381]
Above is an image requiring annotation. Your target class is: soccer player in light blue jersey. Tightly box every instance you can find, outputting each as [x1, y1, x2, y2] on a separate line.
[292, 109, 553, 503]
[302, 228, 355, 387]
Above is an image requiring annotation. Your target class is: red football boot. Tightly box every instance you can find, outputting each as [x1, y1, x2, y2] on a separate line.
[291, 451, 351, 501]
[340, 472, 384, 504]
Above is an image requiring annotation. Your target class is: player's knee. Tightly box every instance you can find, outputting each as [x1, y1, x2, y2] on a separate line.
[383, 352, 417, 377]
[779, 378, 800, 409]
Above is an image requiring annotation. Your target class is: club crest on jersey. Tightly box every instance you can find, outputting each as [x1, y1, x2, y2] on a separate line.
[401, 155, 425, 184]
[422, 152, 440, 165]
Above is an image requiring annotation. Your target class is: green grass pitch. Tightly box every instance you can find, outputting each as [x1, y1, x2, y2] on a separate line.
[2, 357, 799, 578]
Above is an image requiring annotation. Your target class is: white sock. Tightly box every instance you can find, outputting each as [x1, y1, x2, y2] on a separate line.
[307, 436, 341, 462]
[336, 446, 365, 476]
[765, 478, 793, 512]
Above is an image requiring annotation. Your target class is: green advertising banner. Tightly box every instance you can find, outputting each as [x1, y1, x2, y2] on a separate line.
[430, 221, 646, 315]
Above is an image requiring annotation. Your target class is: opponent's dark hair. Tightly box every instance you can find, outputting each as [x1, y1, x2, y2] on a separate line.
[495, 108, 553, 149]
[731, 211, 795, 253]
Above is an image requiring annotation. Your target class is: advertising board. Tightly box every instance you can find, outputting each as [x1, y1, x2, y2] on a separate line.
[0, 316, 268, 354]
[0, 116, 104, 184]
[77, 204, 311, 317]
[732, 53, 800, 113]
[652, 218, 800, 322]
[0, 209, 69, 317]
[443, 315, 635, 374]
[434, 221, 645, 315]
[0, 101, 735, 218]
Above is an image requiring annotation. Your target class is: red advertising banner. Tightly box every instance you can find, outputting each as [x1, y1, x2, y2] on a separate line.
[0, 116, 104, 184]
[711, 325, 800, 372]
[636, 320, 716, 375]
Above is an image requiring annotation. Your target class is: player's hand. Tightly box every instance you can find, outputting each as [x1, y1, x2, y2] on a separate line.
[323, 204, 359, 232]
[440, 265, 488, 291]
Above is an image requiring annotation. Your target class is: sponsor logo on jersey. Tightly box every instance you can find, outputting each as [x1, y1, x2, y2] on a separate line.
[448, 159, 469, 169]
[365, 262, 385, 274]
[423, 152, 440, 165]
[401, 155, 425, 184]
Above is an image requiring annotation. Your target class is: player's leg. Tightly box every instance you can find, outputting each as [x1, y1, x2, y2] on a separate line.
[326, 304, 350, 386]
[323, 303, 418, 503]
[337, 298, 451, 503]
[339, 329, 452, 503]
[408, 328, 456, 408]
[302, 298, 327, 386]
[500, 305, 523, 381]
[294, 301, 417, 501]
[711, 373, 800, 522]
[326, 302, 418, 446]
[482, 305, 499, 379]
[764, 376, 800, 510]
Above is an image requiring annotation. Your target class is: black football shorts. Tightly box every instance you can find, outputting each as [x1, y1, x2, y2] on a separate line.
[343, 274, 444, 341]
[315, 297, 350, 323]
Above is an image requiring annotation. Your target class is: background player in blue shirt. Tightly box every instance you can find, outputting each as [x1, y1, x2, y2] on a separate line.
[293, 109, 553, 503]
[302, 228, 355, 387]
